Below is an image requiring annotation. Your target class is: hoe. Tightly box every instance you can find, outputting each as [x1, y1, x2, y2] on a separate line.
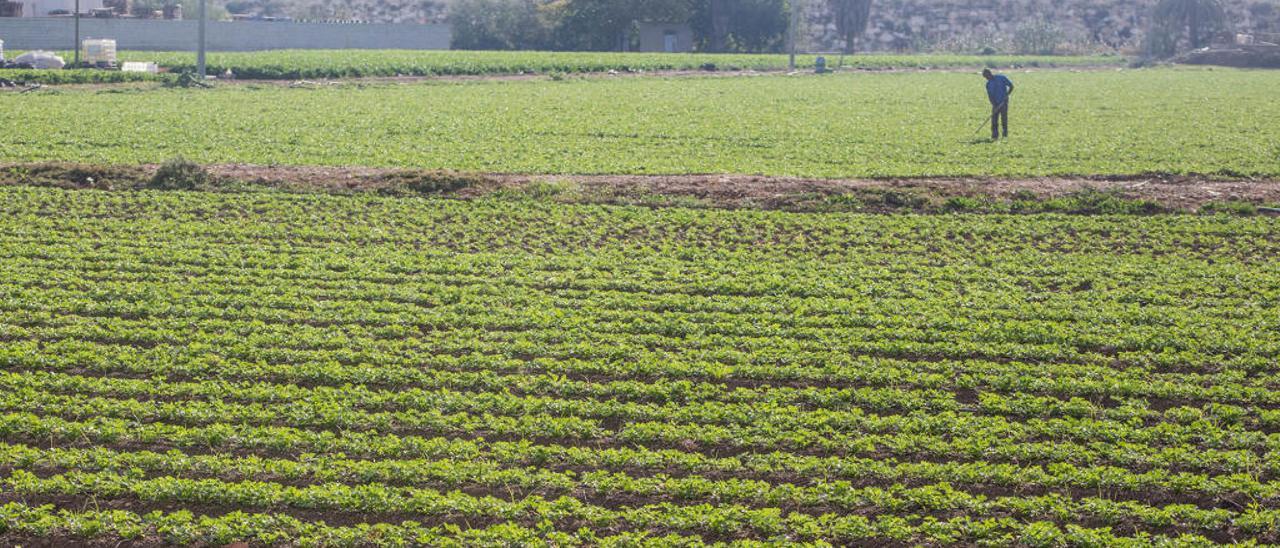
[972, 98, 1010, 137]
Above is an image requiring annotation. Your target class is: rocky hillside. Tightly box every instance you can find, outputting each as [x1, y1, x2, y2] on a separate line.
[802, 0, 1280, 53]
[224, 0, 1278, 52]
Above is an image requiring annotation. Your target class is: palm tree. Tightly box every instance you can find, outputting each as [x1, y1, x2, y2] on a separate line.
[1149, 0, 1226, 56]
[831, 0, 872, 54]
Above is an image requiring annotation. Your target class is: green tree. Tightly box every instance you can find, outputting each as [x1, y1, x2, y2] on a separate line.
[704, 0, 731, 52]
[693, 0, 789, 53]
[553, 0, 693, 51]
[449, 0, 558, 50]
[130, 0, 161, 17]
[830, 0, 872, 53]
[1148, 0, 1227, 57]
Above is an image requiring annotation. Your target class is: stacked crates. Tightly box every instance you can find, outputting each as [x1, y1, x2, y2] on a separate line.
[82, 39, 118, 67]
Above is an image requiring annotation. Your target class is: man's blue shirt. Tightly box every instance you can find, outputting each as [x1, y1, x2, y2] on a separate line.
[987, 74, 1013, 105]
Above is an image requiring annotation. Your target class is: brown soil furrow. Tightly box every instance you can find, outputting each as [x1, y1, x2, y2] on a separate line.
[4, 163, 1279, 213]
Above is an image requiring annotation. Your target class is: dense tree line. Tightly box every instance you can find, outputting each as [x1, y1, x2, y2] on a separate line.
[449, 0, 1230, 55]
[449, 0, 800, 52]
[1147, 0, 1227, 56]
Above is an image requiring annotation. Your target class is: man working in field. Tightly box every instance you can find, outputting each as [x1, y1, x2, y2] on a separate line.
[983, 69, 1015, 140]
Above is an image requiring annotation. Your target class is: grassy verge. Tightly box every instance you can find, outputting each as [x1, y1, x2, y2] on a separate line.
[129, 50, 1126, 80]
[1, 50, 1125, 85]
[0, 68, 166, 85]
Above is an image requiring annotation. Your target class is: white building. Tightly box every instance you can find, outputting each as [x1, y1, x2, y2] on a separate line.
[15, 0, 105, 17]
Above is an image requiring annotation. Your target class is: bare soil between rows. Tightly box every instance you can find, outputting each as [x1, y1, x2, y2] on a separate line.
[483, 172, 1280, 211]
[193, 164, 1280, 212]
[3, 162, 1278, 213]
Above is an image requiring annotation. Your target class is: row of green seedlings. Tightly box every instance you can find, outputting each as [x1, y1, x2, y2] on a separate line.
[6, 184, 1278, 254]
[8, 335, 1276, 432]
[4, 239, 1273, 375]
[10, 264, 1273, 366]
[4, 218, 1270, 311]
[13, 213, 1276, 259]
[7, 258, 1262, 346]
[7, 467, 1270, 545]
[0, 502, 700, 547]
[4, 304, 1278, 406]
[0, 502, 1215, 547]
[3, 365, 1279, 470]
[5, 411, 1275, 506]
[4, 244, 1266, 327]
[1, 252, 1272, 367]
[1, 441, 1275, 542]
[4, 369, 1279, 482]
[7, 381, 1280, 501]
[8, 307, 1274, 402]
[2, 273, 1276, 396]
[5, 292, 1274, 387]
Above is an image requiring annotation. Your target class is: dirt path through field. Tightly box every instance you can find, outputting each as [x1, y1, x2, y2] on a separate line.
[4, 162, 1275, 212]
[551, 173, 1280, 211]
[207, 165, 1278, 211]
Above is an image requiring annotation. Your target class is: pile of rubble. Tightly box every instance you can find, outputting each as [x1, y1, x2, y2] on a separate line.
[1177, 34, 1280, 68]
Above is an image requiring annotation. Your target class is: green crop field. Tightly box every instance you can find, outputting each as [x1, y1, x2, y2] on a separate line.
[2, 45, 1278, 546]
[0, 185, 1277, 544]
[2, 68, 1277, 178]
[0, 50, 1123, 84]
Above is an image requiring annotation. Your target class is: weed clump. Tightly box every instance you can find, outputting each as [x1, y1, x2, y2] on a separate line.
[148, 157, 210, 190]
[1199, 201, 1258, 216]
[942, 196, 988, 212]
[380, 170, 488, 195]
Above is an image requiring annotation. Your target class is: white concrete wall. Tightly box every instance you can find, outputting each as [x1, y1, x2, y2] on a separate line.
[0, 18, 451, 50]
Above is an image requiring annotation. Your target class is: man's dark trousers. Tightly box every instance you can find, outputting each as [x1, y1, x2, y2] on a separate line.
[991, 101, 1009, 140]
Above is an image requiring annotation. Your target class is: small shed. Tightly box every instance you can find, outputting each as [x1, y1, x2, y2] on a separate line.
[637, 22, 693, 53]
